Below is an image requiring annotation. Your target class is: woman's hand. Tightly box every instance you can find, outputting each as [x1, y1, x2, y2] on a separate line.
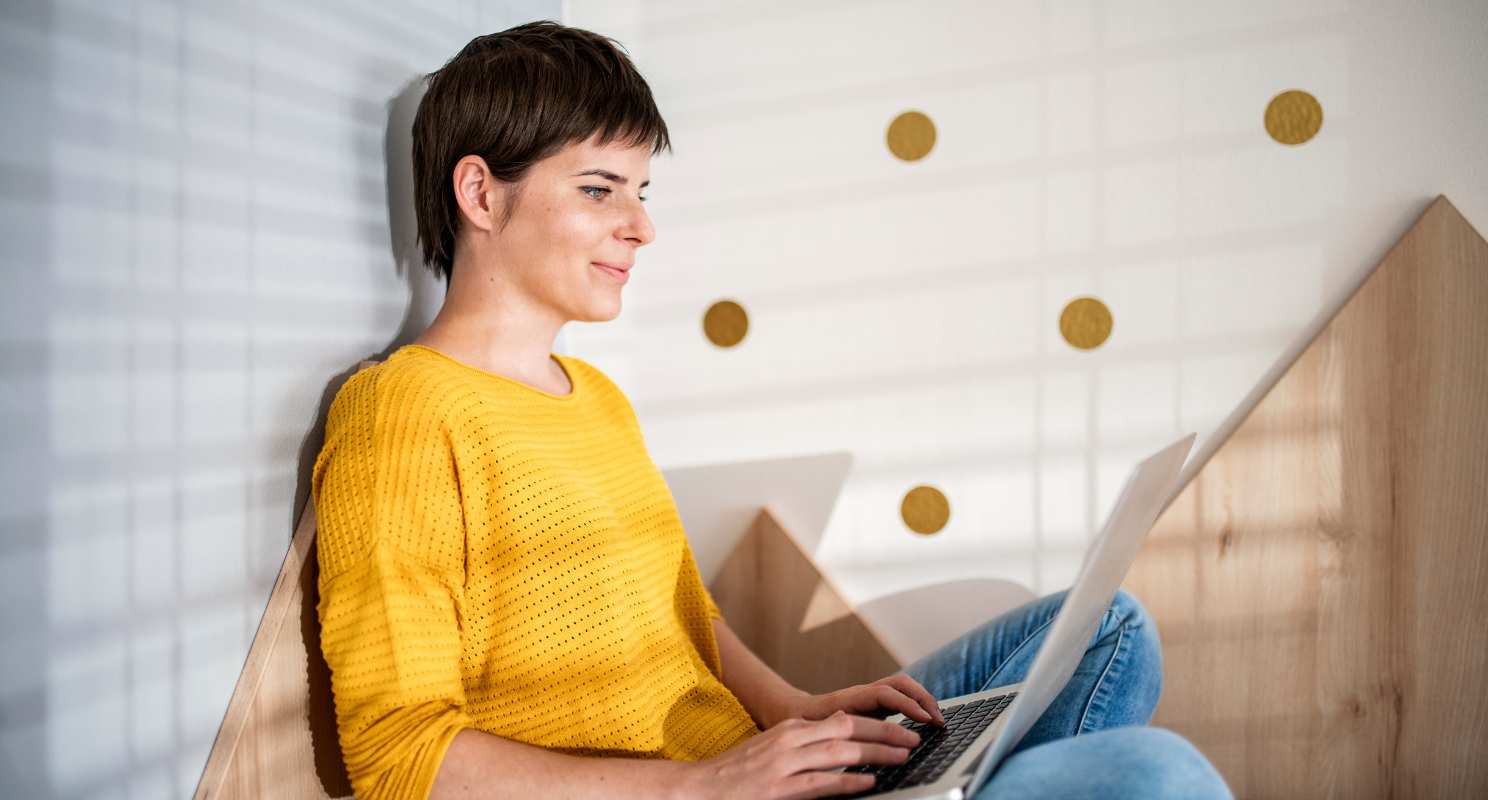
[782, 673, 945, 728]
[673, 710, 920, 800]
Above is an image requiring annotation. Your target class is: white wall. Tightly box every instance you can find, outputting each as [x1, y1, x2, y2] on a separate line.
[560, 0, 1488, 601]
[0, 2, 560, 797]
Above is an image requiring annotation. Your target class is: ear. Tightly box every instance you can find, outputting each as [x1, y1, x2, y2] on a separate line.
[451, 155, 503, 234]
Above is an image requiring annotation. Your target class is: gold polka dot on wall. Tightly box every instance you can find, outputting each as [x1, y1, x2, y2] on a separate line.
[886, 110, 936, 161]
[1059, 296, 1113, 350]
[703, 300, 748, 348]
[901, 485, 950, 536]
[1264, 89, 1323, 145]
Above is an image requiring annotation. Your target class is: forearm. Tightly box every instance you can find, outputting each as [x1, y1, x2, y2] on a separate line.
[431, 728, 692, 800]
[710, 616, 809, 729]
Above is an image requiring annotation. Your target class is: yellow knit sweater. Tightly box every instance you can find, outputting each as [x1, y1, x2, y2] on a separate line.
[311, 344, 761, 799]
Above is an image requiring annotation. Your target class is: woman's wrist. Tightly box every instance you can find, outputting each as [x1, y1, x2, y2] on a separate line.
[657, 757, 707, 800]
[759, 686, 811, 728]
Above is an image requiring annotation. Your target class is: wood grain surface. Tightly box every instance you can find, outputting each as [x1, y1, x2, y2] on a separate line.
[1124, 195, 1488, 798]
[709, 507, 904, 694]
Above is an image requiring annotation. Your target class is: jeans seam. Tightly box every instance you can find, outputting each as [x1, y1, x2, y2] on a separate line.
[1076, 621, 1126, 735]
[976, 613, 1060, 694]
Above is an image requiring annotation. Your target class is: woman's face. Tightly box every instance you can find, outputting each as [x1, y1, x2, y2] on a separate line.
[473, 132, 656, 324]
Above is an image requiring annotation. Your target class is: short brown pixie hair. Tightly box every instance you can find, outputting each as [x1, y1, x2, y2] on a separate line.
[412, 21, 672, 281]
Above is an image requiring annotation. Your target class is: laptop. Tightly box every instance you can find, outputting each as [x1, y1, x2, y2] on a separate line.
[828, 432, 1197, 799]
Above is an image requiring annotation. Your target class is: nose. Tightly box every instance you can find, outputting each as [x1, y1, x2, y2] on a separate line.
[624, 199, 656, 247]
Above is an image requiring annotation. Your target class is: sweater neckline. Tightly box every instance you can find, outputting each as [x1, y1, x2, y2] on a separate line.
[402, 344, 579, 402]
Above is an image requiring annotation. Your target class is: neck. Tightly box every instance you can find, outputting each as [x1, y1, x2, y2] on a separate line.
[414, 259, 565, 383]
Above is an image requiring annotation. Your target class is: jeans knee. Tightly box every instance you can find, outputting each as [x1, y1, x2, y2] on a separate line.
[1109, 588, 1153, 630]
[1114, 727, 1233, 799]
[1107, 589, 1163, 719]
[1110, 589, 1162, 662]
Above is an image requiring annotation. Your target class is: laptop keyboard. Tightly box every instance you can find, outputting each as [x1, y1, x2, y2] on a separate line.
[834, 692, 1016, 798]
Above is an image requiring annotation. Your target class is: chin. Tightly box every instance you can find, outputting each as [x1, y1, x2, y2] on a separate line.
[578, 299, 623, 323]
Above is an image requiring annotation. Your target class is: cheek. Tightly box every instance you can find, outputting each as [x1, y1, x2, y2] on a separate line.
[552, 208, 617, 255]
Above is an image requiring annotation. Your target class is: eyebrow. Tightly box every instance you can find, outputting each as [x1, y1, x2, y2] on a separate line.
[572, 168, 650, 189]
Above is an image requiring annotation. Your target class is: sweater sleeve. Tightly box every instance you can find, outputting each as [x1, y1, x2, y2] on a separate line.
[311, 370, 473, 800]
[679, 536, 725, 623]
[674, 533, 730, 683]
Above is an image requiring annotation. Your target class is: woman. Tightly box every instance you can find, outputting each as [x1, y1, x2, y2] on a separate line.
[311, 20, 1233, 800]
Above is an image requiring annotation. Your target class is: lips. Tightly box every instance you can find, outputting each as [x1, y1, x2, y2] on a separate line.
[593, 262, 630, 282]
[592, 261, 632, 272]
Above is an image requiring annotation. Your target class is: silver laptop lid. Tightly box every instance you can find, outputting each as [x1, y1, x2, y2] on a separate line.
[963, 432, 1196, 797]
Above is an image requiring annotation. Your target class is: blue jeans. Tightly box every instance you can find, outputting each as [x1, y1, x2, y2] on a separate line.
[898, 588, 1233, 799]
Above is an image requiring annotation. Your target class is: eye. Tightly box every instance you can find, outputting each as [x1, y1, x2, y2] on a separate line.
[582, 185, 648, 203]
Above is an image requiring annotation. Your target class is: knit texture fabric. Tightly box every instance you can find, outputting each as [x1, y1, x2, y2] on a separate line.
[311, 344, 761, 800]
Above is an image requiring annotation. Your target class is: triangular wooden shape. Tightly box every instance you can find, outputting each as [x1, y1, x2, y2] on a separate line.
[1124, 195, 1488, 798]
[709, 508, 903, 695]
[194, 502, 351, 799]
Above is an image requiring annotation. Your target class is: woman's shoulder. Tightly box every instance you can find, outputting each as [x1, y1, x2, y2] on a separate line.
[556, 354, 646, 438]
[557, 353, 632, 404]
[324, 346, 478, 440]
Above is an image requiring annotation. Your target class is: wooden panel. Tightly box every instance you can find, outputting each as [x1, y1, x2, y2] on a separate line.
[1125, 195, 1488, 798]
[194, 501, 351, 799]
[709, 508, 903, 694]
